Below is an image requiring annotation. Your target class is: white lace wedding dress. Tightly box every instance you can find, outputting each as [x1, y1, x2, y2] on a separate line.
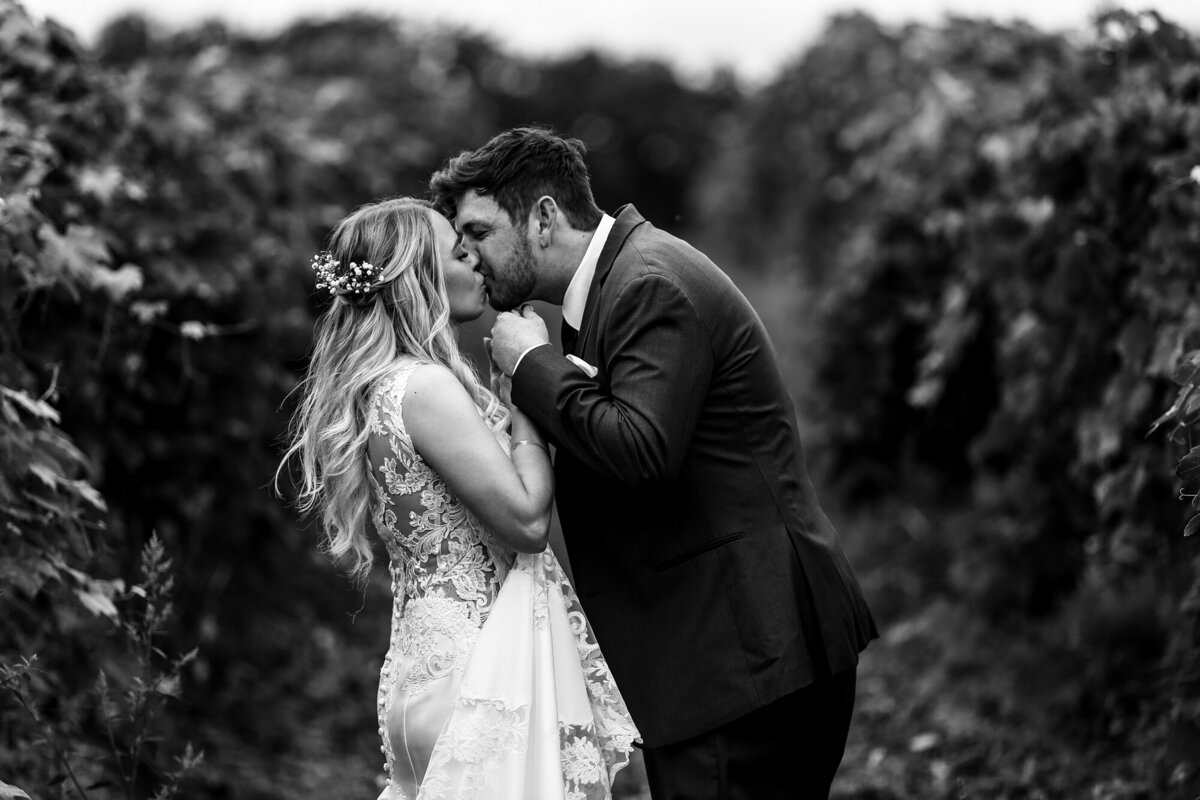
[366, 360, 638, 800]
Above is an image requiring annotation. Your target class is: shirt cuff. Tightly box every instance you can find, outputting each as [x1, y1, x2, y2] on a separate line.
[512, 342, 552, 376]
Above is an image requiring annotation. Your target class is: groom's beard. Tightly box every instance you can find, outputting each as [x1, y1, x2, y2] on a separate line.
[486, 234, 537, 312]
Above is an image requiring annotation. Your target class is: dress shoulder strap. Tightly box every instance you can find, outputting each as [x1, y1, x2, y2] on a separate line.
[370, 359, 426, 450]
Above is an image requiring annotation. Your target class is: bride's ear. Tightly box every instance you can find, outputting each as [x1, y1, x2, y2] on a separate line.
[533, 196, 558, 248]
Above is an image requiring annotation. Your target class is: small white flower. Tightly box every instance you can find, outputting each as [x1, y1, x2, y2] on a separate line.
[311, 251, 378, 297]
[179, 321, 208, 340]
[1190, 165, 1200, 185]
[130, 300, 168, 324]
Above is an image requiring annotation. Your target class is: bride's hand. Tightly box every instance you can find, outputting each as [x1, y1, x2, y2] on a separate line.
[484, 337, 513, 408]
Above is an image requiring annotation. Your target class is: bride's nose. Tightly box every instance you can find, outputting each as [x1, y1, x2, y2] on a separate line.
[454, 241, 479, 267]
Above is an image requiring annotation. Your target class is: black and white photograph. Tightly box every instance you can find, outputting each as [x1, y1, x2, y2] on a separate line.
[2, 0, 1200, 797]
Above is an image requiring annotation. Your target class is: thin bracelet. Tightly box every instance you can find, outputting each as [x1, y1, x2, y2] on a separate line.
[511, 439, 548, 453]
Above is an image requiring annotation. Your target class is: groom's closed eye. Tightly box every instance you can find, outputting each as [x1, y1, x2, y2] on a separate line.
[461, 223, 490, 242]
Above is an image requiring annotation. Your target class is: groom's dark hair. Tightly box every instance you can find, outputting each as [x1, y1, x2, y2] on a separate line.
[429, 126, 603, 231]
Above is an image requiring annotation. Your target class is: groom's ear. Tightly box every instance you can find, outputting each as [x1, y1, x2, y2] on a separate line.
[532, 196, 558, 246]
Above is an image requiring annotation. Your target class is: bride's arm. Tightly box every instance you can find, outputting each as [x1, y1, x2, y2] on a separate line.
[402, 364, 552, 553]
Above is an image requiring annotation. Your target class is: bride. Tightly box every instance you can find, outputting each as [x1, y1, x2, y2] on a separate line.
[279, 197, 637, 799]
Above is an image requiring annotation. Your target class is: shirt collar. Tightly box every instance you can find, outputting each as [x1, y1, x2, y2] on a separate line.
[562, 213, 615, 330]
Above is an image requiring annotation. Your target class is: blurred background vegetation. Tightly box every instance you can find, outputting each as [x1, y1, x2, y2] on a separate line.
[2, 0, 1199, 796]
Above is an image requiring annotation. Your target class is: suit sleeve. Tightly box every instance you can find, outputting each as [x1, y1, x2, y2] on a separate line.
[511, 273, 713, 490]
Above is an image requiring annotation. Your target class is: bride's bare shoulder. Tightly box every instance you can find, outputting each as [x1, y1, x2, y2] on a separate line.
[403, 362, 465, 399]
[398, 363, 493, 459]
[400, 363, 474, 421]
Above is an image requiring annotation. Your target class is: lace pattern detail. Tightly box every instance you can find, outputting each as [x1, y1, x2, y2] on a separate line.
[561, 724, 611, 800]
[366, 360, 636, 798]
[395, 596, 480, 695]
[548, 551, 639, 789]
[417, 551, 637, 799]
[367, 361, 512, 792]
[418, 700, 531, 799]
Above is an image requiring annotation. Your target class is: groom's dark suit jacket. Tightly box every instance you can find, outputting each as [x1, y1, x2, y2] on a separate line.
[512, 205, 877, 748]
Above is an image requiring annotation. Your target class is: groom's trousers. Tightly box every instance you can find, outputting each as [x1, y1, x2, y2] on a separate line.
[640, 669, 857, 800]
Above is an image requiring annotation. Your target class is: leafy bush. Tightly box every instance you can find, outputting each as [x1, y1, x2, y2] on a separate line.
[0, 3, 183, 793]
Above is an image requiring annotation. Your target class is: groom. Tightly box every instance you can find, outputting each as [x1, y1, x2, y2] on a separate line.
[430, 127, 876, 799]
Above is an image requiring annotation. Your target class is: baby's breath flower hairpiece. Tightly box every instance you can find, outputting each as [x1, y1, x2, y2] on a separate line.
[310, 250, 378, 297]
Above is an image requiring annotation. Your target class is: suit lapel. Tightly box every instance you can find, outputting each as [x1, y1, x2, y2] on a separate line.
[575, 204, 647, 358]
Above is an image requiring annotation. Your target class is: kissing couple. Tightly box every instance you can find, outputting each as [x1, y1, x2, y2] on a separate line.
[282, 126, 877, 800]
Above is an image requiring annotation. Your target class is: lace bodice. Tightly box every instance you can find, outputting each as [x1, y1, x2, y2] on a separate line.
[367, 362, 514, 621]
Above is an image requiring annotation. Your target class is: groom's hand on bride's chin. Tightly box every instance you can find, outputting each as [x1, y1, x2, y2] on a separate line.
[490, 305, 550, 376]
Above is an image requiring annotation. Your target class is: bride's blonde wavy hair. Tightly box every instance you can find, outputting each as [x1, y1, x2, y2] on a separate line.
[279, 197, 507, 583]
